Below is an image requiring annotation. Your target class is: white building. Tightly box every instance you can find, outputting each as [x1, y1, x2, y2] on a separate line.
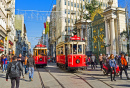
[6, 0, 16, 55]
[56, 0, 118, 44]
[49, 5, 57, 58]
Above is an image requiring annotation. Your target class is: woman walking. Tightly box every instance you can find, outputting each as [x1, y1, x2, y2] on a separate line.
[99, 54, 103, 70]
[109, 54, 116, 81]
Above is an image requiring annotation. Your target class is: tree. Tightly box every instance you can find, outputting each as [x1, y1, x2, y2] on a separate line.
[84, 0, 102, 20]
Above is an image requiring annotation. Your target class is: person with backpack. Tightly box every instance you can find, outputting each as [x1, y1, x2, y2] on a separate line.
[6, 56, 23, 88]
[27, 54, 35, 81]
[2, 56, 7, 73]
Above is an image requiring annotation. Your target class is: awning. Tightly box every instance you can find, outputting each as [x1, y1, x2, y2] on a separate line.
[0, 47, 4, 51]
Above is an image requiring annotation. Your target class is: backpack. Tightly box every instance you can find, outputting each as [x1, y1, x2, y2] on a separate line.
[9, 62, 20, 78]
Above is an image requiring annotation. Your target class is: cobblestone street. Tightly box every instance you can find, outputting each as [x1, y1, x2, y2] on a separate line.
[1, 63, 130, 88]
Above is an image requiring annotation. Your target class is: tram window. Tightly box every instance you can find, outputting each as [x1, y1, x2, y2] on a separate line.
[73, 44, 77, 54]
[83, 44, 85, 54]
[78, 45, 82, 54]
[38, 50, 41, 55]
[36, 50, 37, 56]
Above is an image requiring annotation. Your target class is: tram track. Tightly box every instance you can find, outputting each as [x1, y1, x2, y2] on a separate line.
[75, 71, 114, 88]
[72, 73, 94, 88]
[37, 68, 45, 88]
[42, 68, 65, 88]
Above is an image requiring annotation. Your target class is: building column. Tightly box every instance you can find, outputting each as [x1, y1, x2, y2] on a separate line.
[7, 34, 9, 55]
[110, 18, 116, 54]
[105, 20, 110, 54]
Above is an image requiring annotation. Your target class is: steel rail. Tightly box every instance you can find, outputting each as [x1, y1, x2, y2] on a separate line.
[73, 73, 94, 88]
[37, 69, 45, 88]
[44, 68, 65, 88]
[78, 71, 113, 88]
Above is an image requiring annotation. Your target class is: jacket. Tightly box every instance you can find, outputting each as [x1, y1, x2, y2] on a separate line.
[6, 61, 23, 79]
[120, 57, 127, 66]
[2, 58, 7, 64]
[27, 57, 35, 67]
[109, 59, 116, 67]
[17, 56, 25, 66]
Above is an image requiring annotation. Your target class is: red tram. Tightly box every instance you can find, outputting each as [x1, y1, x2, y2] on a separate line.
[33, 44, 47, 66]
[56, 35, 86, 70]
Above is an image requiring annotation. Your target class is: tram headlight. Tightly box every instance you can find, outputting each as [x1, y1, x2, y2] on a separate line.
[79, 56, 81, 58]
[76, 59, 80, 64]
[74, 56, 76, 58]
[40, 58, 42, 61]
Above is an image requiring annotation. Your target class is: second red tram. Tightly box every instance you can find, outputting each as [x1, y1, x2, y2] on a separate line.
[56, 35, 86, 70]
[33, 44, 48, 66]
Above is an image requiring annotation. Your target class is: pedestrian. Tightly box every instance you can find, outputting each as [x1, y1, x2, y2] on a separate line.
[10, 54, 14, 62]
[17, 53, 25, 78]
[102, 54, 107, 64]
[106, 55, 111, 75]
[1, 54, 4, 70]
[87, 56, 91, 65]
[91, 54, 96, 69]
[7, 54, 10, 66]
[119, 54, 130, 80]
[109, 54, 116, 81]
[6, 56, 23, 88]
[125, 54, 129, 65]
[115, 55, 119, 65]
[2, 56, 7, 73]
[27, 54, 35, 81]
[99, 54, 103, 70]
[24, 55, 28, 74]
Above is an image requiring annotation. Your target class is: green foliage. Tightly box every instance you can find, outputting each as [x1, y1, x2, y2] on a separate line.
[84, 0, 102, 20]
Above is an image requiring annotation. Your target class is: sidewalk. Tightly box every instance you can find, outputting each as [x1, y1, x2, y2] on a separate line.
[0, 70, 42, 88]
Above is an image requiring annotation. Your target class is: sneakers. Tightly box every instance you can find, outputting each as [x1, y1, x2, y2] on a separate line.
[29, 78, 33, 81]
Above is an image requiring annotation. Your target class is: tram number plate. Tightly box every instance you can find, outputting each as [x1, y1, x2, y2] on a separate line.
[40, 58, 42, 61]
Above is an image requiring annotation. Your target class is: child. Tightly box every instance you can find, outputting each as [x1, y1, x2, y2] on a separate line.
[2, 56, 7, 73]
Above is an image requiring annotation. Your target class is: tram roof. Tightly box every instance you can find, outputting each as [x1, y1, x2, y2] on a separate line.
[33, 44, 47, 49]
[56, 41, 85, 47]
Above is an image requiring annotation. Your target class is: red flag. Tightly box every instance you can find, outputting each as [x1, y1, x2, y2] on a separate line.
[44, 23, 46, 28]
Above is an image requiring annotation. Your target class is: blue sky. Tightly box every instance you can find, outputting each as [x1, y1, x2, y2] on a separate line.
[15, 0, 56, 51]
[15, 0, 129, 52]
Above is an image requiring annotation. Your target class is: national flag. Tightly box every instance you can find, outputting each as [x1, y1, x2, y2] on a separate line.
[44, 23, 46, 28]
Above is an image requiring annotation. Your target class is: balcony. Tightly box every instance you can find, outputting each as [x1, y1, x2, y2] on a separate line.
[0, 18, 6, 30]
[7, 0, 11, 4]
[6, 25, 11, 32]
[5, 8, 12, 15]
[14, 36, 18, 42]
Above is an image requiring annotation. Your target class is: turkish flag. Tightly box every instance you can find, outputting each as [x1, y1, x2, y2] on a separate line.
[44, 23, 46, 28]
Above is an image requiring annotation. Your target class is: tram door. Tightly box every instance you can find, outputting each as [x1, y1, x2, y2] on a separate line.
[65, 44, 68, 68]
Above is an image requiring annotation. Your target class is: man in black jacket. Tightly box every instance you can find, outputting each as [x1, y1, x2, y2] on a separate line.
[6, 56, 23, 88]
[17, 53, 25, 78]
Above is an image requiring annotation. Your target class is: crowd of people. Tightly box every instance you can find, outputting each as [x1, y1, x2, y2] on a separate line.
[86, 53, 130, 81]
[0, 53, 35, 88]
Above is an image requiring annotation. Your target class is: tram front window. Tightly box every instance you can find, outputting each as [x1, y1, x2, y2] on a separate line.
[78, 45, 82, 54]
[73, 44, 77, 54]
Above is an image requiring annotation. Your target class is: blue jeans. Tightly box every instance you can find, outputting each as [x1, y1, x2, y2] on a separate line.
[29, 67, 34, 79]
[24, 65, 28, 74]
[3, 64, 7, 72]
